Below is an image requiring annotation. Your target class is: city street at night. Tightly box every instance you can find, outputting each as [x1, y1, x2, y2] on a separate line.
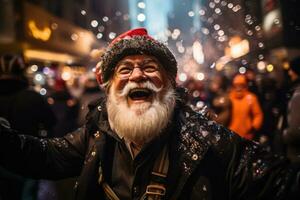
[0, 0, 300, 199]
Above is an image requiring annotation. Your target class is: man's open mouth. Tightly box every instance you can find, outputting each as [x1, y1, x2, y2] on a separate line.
[128, 88, 152, 101]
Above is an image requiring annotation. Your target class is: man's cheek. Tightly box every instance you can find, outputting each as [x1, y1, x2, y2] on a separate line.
[150, 76, 164, 88]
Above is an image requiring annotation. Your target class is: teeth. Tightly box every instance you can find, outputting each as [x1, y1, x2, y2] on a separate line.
[129, 88, 150, 94]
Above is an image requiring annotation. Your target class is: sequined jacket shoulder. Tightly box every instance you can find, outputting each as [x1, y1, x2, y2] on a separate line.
[174, 104, 299, 200]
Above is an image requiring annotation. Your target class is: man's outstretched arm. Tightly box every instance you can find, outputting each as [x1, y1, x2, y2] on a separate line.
[0, 118, 87, 180]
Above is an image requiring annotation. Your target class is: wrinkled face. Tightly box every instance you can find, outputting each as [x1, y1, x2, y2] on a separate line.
[110, 54, 167, 108]
[106, 54, 176, 145]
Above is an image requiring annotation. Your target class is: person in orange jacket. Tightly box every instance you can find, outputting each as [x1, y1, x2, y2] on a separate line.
[229, 74, 263, 140]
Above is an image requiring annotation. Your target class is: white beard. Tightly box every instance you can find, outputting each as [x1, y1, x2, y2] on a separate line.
[106, 81, 176, 145]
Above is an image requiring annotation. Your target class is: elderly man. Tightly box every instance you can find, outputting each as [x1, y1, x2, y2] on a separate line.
[0, 28, 300, 200]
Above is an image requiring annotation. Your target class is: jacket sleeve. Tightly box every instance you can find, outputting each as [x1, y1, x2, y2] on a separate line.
[0, 119, 88, 180]
[218, 130, 300, 200]
[250, 95, 263, 131]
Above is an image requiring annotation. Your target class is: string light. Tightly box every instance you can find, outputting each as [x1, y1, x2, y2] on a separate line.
[97, 33, 103, 39]
[91, 20, 98, 27]
[199, 9, 205, 15]
[137, 13, 146, 22]
[227, 3, 233, 8]
[81, 10, 86, 15]
[102, 16, 109, 22]
[214, 24, 220, 30]
[108, 32, 116, 39]
[179, 73, 187, 82]
[188, 11, 195, 17]
[137, 2, 146, 9]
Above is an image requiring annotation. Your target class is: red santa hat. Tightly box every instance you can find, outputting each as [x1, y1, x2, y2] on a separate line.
[95, 28, 177, 86]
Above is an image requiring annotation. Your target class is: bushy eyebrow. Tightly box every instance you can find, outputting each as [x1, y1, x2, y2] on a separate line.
[117, 58, 159, 67]
[117, 60, 133, 66]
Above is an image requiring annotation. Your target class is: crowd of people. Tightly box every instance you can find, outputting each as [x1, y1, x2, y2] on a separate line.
[0, 28, 299, 199]
[0, 55, 104, 200]
[184, 61, 300, 157]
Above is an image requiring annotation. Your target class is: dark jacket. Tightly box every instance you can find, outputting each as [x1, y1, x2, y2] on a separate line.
[0, 96, 300, 200]
[283, 79, 300, 162]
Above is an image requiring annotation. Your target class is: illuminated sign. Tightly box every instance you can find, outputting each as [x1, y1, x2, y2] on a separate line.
[28, 20, 52, 41]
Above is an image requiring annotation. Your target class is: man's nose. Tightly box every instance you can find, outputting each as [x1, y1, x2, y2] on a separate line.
[129, 67, 146, 82]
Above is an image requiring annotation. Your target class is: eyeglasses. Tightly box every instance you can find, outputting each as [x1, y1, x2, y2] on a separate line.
[115, 61, 160, 79]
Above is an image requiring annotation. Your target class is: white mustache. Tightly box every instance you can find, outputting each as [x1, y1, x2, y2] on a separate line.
[119, 81, 163, 97]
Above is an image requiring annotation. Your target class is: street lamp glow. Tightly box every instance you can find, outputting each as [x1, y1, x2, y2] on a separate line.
[137, 13, 146, 22]
[267, 64, 274, 72]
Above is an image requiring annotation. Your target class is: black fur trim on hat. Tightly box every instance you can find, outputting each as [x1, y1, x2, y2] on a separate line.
[100, 35, 177, 83]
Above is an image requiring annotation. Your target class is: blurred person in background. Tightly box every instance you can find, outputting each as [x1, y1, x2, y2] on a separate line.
[229, 74, 263, 140]
[47, 79, 79, 137]
[283, 57, 300, 162]
[0, 54, 56, 200]
[208, 73, 231, 127]
[68, 77, 84, 100]
[181, 77, 207, 111]
[245, 68, 260, 97]
[258, 77, 282, 150]
[1, 28, 300, 200]
[77, 71, 104, 127]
